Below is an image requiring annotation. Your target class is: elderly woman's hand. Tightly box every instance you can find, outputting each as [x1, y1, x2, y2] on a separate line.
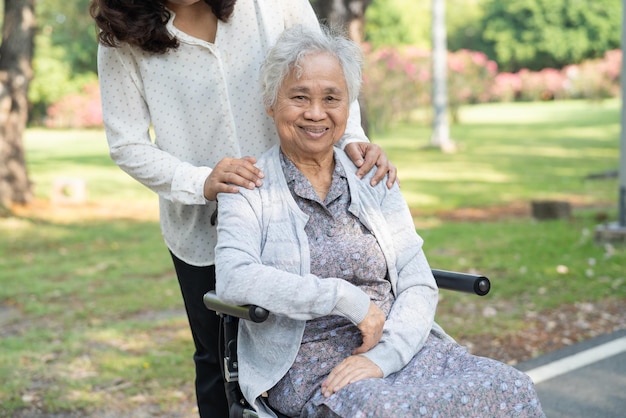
[353, 301, 385, 355]
[344, 142, 397, 189]
[203, 156, 264, 201]
[321, 354, 383, 398]
[321, 301, 385, 398]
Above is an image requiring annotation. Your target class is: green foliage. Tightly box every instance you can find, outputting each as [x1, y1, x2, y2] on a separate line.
[28, 33, 86, 124]
[36, 0, 98, 75]
[365, 0, 430, 48]
[446, 0, 490, 52]
[365, 0, 489, 49]
[22, 0, 99, 124]
[480, 0, 622, 71]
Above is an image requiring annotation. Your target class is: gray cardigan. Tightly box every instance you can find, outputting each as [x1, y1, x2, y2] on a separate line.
[215, 144, 452, 417]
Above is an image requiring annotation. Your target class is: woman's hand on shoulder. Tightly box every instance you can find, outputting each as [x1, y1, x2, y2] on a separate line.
[343, 142, 397, 189]
[321, 354, 383, 398]
[203, 156, 264, 201]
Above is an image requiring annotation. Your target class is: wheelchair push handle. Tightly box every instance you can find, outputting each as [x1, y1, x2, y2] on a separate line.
[203, 269, 490, 323]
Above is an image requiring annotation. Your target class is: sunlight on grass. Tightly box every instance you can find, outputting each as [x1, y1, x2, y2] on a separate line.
[479, 144, 617, 159]
[89, 328, 154, 352]
[376, 100, 620, 213]
[24, 128, 156, 204]
[400, 190, 441, 208]
[399, 164, 511, 182]
[457, 99, 620, 124]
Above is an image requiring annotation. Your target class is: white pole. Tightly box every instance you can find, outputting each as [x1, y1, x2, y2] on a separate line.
[431, 0, 455, 152]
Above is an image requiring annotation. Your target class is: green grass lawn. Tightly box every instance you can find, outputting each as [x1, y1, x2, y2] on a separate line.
[1, 99, 624, 416]
[377, 100, 620, 211]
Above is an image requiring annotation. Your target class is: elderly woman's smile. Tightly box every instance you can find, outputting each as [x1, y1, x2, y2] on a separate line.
[267, 51, 350, 162]
[301, 125, 329, 137]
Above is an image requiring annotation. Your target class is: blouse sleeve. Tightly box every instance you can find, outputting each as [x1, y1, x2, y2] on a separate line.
[97, 44, 212, 204]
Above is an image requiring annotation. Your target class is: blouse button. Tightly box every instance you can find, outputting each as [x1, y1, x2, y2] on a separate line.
[326, 228, 335, 237]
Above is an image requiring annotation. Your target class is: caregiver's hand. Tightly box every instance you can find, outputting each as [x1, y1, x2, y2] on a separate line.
[204, 156, 264, 201]
[344, 142, 397, 189]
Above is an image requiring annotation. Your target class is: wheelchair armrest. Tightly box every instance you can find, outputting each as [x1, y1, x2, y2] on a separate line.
[203, 269, 490, 323]
[203, 291, 270, 323]
[432, 269, 490, 296]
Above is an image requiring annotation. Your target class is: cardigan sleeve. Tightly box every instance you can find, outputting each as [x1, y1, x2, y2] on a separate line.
[360, 181, 439, 377]
[215, 186, 371, 325]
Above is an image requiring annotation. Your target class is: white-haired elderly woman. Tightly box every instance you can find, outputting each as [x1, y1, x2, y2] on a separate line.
[215, 25, 545, 418]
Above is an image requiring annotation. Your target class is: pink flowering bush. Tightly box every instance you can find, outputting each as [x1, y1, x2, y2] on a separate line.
[363, 45, 499, 129]
[517, 68, 568, 101]
[491, 72, 523, 102]
[45, 82, 103, 129]
[362, 43, 430, 133]
[490, 50, 621, 103]
[447, 49, 498, 121]
[362, 44, 621, 131]
[563, 50, 622, 100]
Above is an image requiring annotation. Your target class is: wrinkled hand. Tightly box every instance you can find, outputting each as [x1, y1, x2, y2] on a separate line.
[320, 302, 385, 398]
[354, 301, 385, 355]
[321, 355, 383, 397]
[203, 156, 264, 201]
[344, 142, 397, 188]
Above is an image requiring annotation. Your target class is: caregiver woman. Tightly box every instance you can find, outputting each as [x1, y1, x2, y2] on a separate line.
[89, 0, 396, 416]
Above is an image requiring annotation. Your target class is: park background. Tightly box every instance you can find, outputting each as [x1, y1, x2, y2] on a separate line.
[1, 0, 625, 416]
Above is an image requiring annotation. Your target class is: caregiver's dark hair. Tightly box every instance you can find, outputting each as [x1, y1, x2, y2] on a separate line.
[89, 0, 237, 54]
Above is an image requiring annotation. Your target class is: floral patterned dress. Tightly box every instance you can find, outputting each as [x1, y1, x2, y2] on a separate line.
[267, 152, 545, 418]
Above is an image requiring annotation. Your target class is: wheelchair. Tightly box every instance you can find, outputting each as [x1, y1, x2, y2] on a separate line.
[204, 269, 490, 418]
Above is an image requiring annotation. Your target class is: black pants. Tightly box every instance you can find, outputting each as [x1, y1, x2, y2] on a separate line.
[170, 252, 229, 417]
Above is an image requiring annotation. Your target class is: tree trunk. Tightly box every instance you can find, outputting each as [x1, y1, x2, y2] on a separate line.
[0, 0, 35, 213]
[430, 0, 455, 152]
[311, 0, 372, 136]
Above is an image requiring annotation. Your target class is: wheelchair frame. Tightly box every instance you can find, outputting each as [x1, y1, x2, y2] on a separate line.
[204, 269, 490, 418]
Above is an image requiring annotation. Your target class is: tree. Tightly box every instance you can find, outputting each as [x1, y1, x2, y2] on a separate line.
[481, 0, 621, 72]
[27, 0, 98, 124]
[365, 0, 430, 49]
[446, 0, 489, 53]
[36, 0, 96, 75]
[0, 0, 35, 213]
[430, 0, 455, 151]
[311, 0, 372, 43]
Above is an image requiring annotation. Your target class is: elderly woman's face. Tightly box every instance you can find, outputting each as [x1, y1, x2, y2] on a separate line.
[267, 52, 350, 160]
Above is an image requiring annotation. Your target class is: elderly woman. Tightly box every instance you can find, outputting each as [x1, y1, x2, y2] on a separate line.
[215, 25, 545, 418]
